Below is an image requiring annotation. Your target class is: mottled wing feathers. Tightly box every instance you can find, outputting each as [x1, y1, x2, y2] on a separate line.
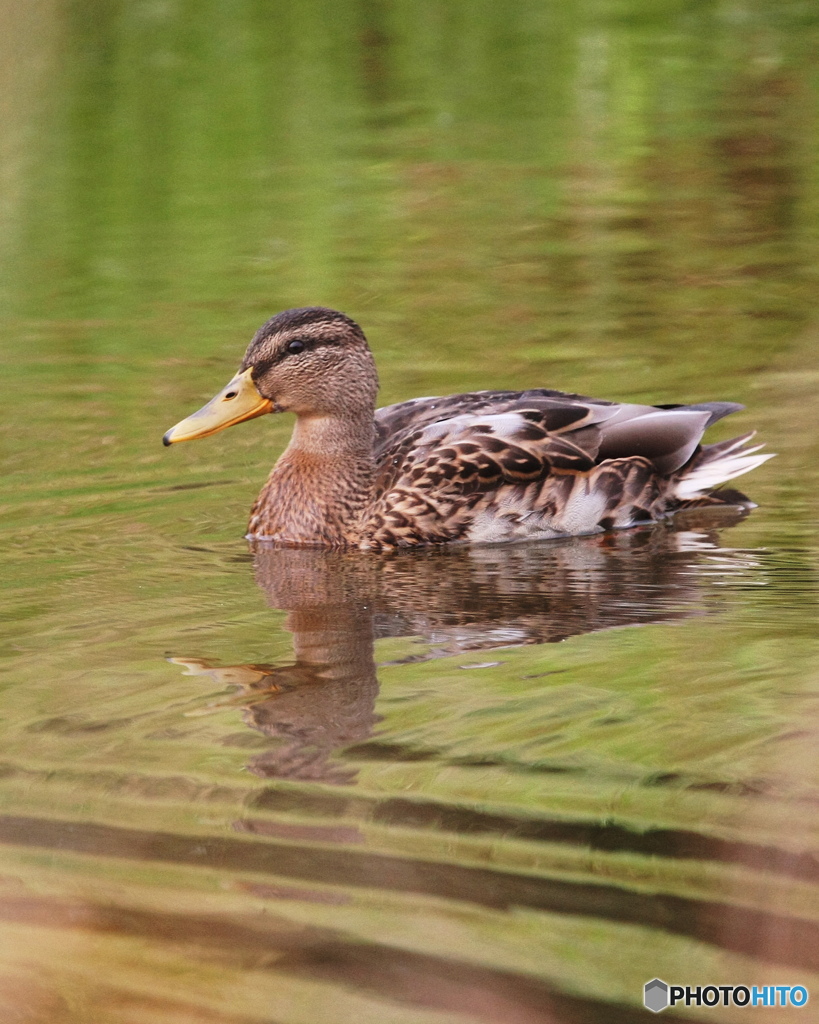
[373, 404, 600, 497]
[373, 390, 715, 483]
[373, 389, 614, 462]
[363, 389, 752, 550]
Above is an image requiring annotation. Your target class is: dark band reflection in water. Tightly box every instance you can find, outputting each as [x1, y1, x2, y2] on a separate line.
[170, 510, 759, 784]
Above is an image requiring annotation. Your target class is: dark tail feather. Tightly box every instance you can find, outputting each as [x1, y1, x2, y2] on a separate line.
[683, 401, 745, 427]
[652, 401, 744, 427]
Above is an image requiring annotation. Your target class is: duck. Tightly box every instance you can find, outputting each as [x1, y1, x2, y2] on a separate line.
[163, 306, 773, 550]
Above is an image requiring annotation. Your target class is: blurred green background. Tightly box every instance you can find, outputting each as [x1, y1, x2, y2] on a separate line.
[1, 2, 818, 1022]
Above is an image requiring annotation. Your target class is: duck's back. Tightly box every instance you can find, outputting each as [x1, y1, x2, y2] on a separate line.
[361, 389, 769, 550]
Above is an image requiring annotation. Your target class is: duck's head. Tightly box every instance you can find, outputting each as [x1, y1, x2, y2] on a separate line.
[163, 307, 378, 446]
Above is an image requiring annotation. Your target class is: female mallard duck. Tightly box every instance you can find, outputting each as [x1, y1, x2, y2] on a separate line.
[163, 307, 772, 550]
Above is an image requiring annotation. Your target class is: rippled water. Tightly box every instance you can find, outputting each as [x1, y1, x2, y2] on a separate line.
[2, 2, 819, 1021]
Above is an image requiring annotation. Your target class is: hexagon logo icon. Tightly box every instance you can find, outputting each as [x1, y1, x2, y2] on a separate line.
[644, 978, 669, 1013]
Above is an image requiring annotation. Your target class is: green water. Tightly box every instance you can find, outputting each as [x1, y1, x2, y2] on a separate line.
[2, 1, 819, 1021]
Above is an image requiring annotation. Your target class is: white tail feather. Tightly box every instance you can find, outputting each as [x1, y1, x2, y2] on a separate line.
[675, 446, 775, 499]
[715, 432, 759, 455]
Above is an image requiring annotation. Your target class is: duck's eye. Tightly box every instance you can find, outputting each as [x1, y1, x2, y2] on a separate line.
[287, 339, 306, 355]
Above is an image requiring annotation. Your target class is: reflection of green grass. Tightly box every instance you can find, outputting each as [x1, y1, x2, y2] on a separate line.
[0, 1, 818, 1018]
[3, 0, 817, 375]
[0, 0, 817, 819]
[0, 0, 816, 766]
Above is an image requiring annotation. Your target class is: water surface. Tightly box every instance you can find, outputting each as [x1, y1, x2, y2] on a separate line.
[1, 2, 819, 1021]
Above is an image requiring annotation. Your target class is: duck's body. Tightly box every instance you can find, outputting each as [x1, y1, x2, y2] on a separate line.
[164, 307, 773, 551]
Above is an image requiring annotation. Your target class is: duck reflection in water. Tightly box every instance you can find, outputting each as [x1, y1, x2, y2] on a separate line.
[171, 510, 757, 784]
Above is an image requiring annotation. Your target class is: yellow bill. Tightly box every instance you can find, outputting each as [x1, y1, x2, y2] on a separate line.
[163, 367, 272, 445]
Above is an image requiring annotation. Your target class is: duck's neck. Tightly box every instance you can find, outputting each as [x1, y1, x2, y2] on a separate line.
[248, 413, 375, 547]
